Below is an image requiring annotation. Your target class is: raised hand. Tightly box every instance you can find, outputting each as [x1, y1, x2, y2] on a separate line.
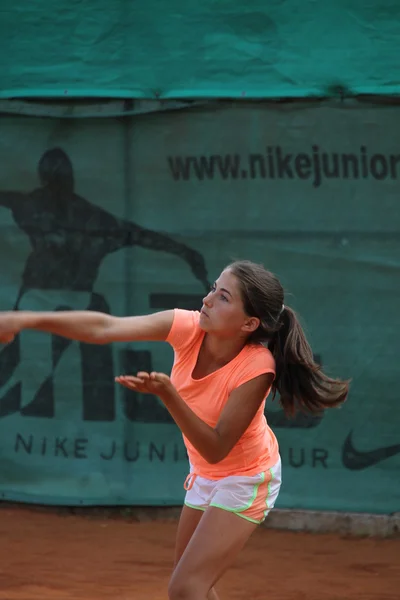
[115, 371, 176, 400]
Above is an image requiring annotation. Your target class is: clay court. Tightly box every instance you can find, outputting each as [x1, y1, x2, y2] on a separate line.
[0, 505, 398, 600]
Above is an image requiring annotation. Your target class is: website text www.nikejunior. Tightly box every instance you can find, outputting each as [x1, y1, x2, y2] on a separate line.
[167, 145, 400, 188]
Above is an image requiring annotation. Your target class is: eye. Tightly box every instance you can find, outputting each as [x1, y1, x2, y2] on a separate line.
[220, 294, 228, 302]
[210, 284, 216, 292]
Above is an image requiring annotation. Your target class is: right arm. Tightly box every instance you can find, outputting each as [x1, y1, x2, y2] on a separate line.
[0, 309, 174, 345]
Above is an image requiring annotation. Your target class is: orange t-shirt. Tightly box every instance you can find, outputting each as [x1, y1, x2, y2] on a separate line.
[166, 309, 280, 479]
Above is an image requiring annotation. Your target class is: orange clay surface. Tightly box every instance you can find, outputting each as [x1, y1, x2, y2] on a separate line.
[0, 505, 398, 600]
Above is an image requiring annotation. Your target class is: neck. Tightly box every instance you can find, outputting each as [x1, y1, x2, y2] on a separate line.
[202, 332, 247, 365]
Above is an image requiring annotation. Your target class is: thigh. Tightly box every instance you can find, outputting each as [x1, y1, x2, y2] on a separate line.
[174, 504, 204, 567]
[173, 506, 221, 600]
[169, 506, 257, 598]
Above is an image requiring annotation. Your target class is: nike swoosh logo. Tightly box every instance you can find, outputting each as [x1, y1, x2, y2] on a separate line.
[342, 431, 400, 470]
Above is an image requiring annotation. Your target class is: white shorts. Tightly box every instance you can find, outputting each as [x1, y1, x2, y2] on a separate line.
[183, 458, 282, 524]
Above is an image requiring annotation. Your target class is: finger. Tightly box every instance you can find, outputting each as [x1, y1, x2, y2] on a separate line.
[136, 371, 150, 379]
[150, 371, 164, 379]
[115, 376, 134, 385]
[119, 375, 146, 384]
[150, 372, 170, 383]
[115, 376, 143, 387]
[115, 380, 138, 390]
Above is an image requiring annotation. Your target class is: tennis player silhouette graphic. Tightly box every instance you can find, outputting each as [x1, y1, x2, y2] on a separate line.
[0, 147, 209, 421]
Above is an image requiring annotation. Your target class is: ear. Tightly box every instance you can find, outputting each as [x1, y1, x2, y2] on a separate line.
[241, 316, 260, 334]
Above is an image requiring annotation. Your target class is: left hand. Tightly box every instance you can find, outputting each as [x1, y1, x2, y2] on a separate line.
[115, 371, 175, 399]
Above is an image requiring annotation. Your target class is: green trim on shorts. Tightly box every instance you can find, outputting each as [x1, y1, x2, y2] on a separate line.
[208, 471, 265, 515]
[209, 503, 264, 524]
[184, 501, 206, 512]
[237, 471, 265, 512]
[185, 469, 275, 525]
[263, 466, 274, 519]
[209, 472, 266, 524]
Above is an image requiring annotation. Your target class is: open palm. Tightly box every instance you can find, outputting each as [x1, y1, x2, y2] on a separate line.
[115, 371, 175, 399]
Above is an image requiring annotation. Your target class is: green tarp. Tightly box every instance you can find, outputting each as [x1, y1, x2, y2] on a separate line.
[1, 1, 400, 99]
[0, 100, 398, 513]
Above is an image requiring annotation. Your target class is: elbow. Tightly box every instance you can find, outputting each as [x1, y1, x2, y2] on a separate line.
[83, 329, 107, 345]
[206, 448, 229, 465]
[90, 331, 109, 345]
[91, 316, 117, 344]
[204, 432, 233, 464]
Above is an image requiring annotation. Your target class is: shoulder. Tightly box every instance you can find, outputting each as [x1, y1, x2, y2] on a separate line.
[243, 343, 275, 370]
[166, 309, 202, 352]
[229, 343, 275, 392]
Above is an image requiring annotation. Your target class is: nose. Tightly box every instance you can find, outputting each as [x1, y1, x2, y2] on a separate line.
[202, 291, 213, 307]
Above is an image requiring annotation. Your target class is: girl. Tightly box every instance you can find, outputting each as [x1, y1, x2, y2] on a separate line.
[0, 260, 349, 600]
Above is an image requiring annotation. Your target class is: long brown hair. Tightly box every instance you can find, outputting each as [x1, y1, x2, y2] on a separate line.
[228, 260, 350, 416]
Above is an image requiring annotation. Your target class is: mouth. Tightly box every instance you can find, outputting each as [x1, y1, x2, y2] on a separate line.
[200, 308, 209, 318]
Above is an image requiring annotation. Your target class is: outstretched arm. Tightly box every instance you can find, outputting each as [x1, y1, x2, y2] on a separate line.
[0, 309, 174, 345]
[85, 207, 209, 291]
[124, 222, 210, 291]
[116, 372, 274, 464]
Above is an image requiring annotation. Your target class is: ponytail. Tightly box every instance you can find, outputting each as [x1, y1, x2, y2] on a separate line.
[267, 306, 350, 416]
[226, 259, 349, 416]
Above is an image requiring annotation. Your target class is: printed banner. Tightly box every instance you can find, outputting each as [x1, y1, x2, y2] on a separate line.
[0, 101, 399, 513]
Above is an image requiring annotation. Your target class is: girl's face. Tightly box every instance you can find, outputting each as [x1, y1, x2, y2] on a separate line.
[199, 269, 259, 339]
